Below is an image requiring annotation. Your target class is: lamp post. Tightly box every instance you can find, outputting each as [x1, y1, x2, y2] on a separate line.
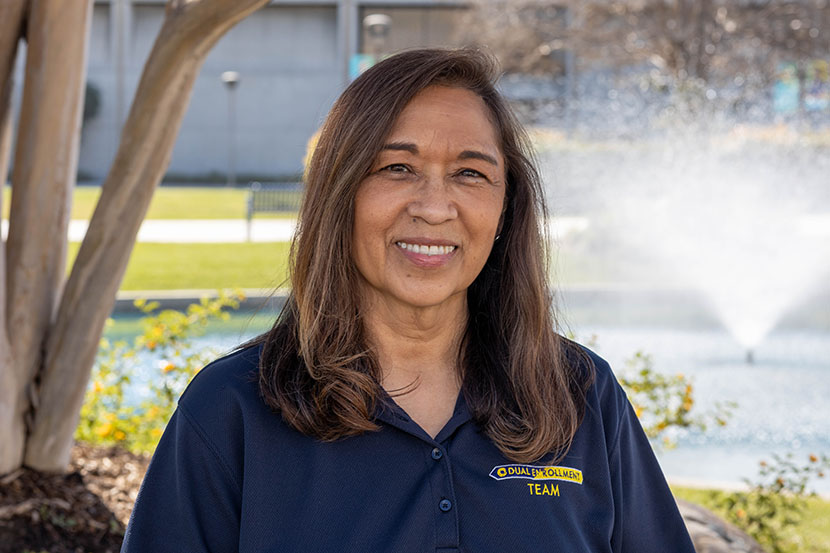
[362, 13, 391, 63]
[221, 70, 240, 187]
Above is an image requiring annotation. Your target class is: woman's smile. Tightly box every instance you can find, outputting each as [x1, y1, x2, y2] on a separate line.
[394, 239, 459, 267]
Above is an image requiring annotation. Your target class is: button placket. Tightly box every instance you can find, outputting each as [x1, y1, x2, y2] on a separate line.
[426, 442, 460, 550]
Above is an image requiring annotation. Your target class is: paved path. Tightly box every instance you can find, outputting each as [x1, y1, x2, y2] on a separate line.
[2, 217, 592, 243]
[3, 214, 829, 243]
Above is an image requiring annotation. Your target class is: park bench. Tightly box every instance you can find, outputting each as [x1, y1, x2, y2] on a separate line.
[246, 181, 303, 241]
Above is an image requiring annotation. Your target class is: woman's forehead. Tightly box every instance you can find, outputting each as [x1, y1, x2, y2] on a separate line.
[382, 86, 503, 159]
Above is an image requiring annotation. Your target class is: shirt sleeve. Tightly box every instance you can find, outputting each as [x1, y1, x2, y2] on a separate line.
[120, 406, 242, 553]
[608, 389, 697, 553]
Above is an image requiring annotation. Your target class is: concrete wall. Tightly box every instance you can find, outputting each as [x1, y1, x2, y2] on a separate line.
[6, 0, 468, 182]
[81, 3, 341, 180]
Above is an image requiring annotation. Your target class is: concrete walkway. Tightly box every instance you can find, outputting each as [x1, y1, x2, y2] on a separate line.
[3, 214, 829, 243]
[2, 217, 592, 243]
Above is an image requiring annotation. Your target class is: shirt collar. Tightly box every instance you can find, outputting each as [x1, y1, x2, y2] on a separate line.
[373, 389, 473, 445]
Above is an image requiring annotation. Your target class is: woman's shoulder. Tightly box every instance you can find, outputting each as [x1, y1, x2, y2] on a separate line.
[560, 336, 619, 395]
[560, 337, 629, 429]
[175, 342, 271, 436]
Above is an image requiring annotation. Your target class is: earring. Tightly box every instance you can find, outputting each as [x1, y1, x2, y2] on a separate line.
[494, 234, 501, 241]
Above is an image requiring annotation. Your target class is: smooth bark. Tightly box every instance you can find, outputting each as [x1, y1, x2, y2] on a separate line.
[0, 0, 29, 475]
[24, 0, 270, 472]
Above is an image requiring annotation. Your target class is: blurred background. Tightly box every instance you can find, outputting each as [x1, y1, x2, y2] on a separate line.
[4, 0, 830, 495]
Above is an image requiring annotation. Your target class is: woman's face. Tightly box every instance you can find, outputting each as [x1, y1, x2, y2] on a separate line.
[352, 85, 506, 312]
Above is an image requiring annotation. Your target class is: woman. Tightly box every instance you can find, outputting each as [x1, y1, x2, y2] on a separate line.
[122, 48, 695, 552]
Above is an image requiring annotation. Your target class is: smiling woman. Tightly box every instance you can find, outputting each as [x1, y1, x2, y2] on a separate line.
[121, 49, 696, 553]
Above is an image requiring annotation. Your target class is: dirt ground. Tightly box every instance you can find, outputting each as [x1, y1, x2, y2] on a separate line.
[0, 443, 149, 553]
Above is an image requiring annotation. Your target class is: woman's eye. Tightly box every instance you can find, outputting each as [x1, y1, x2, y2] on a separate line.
[381, 163, 410, 173]
[459, 168, 486, 179]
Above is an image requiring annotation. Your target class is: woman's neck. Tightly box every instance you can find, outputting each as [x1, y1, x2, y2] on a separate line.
[362, 293, 466, 394]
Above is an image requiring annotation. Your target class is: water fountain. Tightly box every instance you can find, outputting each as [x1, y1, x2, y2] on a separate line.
[539, 115, 830, 359]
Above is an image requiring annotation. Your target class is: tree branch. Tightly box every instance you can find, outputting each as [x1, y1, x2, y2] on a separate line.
[25, 0, 270, 472]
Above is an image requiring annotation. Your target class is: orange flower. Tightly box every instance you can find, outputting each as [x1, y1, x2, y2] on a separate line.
[809, 454, 818, 463]
[736, 508, 746, 520]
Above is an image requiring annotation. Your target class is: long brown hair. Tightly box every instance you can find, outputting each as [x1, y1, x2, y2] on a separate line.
[255, 48, 594, 463]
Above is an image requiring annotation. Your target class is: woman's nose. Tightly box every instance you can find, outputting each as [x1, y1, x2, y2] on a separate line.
[405, 175, 458, 224]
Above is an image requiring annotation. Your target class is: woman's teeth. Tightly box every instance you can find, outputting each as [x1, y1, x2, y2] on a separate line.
[396, 242, 456, 256]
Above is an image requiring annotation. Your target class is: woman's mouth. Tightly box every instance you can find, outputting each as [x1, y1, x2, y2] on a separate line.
[395, 241, 457, 256]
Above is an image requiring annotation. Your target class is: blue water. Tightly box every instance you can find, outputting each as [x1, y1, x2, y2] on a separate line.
[571, 325, 830, 493]
[115, 320, 830, 493]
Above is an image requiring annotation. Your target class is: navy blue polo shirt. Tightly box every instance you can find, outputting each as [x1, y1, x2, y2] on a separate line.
[122, 343, 695, 552]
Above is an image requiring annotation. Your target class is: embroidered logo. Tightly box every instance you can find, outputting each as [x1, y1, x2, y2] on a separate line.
[489, 464, 583, 496]
[489, 464, 583, 484]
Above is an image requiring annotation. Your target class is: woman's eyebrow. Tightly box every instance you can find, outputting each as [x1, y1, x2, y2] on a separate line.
[381, 142, 418, 154]
[458, 150, 499, 167]
[381, 142, 499, 167]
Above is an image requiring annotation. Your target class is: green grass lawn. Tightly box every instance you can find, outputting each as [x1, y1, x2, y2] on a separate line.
[3, 186, 297, 220]
[672, 486, 830, 553]
[61, 240, 611, 292]
[67, 242, 291, 291]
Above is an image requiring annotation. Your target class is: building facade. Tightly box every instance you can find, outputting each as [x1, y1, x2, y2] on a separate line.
[10, 0, 467, 181]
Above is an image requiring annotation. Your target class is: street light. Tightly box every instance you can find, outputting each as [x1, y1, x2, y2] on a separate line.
[221, 70, 240, 187]
[363, 14, 391, 62]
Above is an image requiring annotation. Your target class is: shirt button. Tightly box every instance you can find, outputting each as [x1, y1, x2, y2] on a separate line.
[439, 499, 452, 512]
[431, 448, 443, 460]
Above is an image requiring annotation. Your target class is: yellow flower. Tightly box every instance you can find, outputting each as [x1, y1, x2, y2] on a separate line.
[96, 422, 114, 437]
[114, 430, 126, 441]
[162, 362, 176, 373]
[736, 508, 746, 520]
[93, 381, 103, 394]
[809, 454, 818, 463]
[634, 406, 644, 418]
[151, 428, 163, 438]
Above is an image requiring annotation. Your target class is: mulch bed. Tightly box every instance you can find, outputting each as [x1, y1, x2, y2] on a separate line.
[0, 443, 150, 553]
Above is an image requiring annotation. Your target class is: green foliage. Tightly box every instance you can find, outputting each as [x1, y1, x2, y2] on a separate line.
[75, 291, 244, 454]
[617, 351, 735, 447]
[708, 453, 830, 553]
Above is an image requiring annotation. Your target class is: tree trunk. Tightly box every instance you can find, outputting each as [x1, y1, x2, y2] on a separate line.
[24, 0, 270, 472]
[0, 0, 30, 476]
[3, 0, 92, 475]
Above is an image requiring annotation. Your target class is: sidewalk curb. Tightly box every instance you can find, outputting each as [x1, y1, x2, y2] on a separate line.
[114, 289, 289, 314]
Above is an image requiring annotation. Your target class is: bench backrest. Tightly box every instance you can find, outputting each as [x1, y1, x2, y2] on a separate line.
[247, 182, 303, 218]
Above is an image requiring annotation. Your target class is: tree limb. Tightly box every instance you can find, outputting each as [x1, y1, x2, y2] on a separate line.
[25, 0, 270, 472]
[0, 0, 29, 476]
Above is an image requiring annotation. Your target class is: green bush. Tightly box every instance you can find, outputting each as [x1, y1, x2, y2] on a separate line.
[709, 453, 830, 553]
[75, 290, 244, 454]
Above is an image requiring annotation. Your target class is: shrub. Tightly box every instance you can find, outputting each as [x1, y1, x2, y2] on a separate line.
[75, 290, 244, 454]
[709, 453, 830, 553]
